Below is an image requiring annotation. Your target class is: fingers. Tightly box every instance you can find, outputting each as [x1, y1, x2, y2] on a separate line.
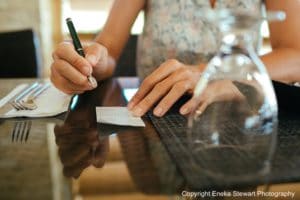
[52, 58, 89, 86]
[128, 59, 182, 110]
[130, 81, 173, 117]
[130, 68, 188, 117]
[50, 64, 92, 94]
[54, 42, 92, 76]
[130, 63, 200, 117]
[51, 42, 96, 95]
[51, 41, 110, 95]
[153, 81, 192, 117]
[180, 97, 208, 116]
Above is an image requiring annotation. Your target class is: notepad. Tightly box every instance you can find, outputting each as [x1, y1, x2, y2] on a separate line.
[96, 107, 145, 127]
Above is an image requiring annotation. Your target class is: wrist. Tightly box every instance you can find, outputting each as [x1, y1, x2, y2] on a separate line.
[92, 56, 116, 81]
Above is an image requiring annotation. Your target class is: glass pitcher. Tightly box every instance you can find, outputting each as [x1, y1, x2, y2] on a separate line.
[188, 9, 285, 185]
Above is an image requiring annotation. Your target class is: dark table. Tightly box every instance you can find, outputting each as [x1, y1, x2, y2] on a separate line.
[0, 79, 71, 200]
[0, 78, 299, 200]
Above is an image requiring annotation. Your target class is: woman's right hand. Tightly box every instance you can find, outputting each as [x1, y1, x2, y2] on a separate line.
[50, 41, 109, 94]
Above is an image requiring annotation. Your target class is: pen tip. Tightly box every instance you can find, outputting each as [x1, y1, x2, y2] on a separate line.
[66, 17, 72, 22]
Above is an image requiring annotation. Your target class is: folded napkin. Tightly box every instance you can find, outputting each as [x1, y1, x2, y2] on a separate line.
[0, 82, 71, 118]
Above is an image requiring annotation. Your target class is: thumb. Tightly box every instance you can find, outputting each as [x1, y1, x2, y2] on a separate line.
[85, 43, 108, 67]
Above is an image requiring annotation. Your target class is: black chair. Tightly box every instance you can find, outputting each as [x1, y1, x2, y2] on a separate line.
[113, 34, 138, 77]
[0, 29, 41, 78]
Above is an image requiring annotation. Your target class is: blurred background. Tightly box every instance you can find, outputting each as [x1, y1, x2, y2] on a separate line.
[0, 0, 145, 78]
[0, 0, 271, 79]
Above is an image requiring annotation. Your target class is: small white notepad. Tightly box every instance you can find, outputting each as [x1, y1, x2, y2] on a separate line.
[96, 107, 145, 127]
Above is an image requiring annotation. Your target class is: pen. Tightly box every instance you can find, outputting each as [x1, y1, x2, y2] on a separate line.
[66, 17, 98, 88]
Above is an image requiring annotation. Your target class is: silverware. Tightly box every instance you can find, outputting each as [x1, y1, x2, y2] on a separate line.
[20, 82, 51, 110]
[0, 82, 39, 116]
[11, 120, 32, 143]
[10, 82, 40, 110]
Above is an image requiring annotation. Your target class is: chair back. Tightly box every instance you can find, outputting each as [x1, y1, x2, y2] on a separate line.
[113, 34, 138, 77]
[0, 29, 41, 78]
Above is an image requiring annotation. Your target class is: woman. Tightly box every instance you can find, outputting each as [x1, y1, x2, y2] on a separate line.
[50, 0, 300, 117]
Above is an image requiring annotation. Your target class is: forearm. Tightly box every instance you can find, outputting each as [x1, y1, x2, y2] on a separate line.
[261, 48, 300, 84]
[92, 29, 118, 81]
[90, 0, 145, 81]
[91, 26, 128, 81]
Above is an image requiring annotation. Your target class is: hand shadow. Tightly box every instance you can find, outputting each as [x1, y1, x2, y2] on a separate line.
[54, 124, 109, 178]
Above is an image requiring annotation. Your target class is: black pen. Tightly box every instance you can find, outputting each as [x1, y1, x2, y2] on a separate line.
[66, 17, 98, 88]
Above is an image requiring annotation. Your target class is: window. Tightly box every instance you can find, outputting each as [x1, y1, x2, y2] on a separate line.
[62, 0, 144, 34]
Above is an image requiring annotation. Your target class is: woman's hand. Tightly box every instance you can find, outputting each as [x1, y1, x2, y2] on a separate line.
[185, 80, 246, 116]
[50, 41, 109, 95]
[128, 59, 204, 117]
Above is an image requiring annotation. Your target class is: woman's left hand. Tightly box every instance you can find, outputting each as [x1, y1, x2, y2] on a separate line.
[128, 59, 204, 117]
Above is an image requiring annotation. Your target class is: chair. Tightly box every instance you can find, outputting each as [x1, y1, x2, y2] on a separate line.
[113, 34, 138, 77]
[0, 29, 41, 78]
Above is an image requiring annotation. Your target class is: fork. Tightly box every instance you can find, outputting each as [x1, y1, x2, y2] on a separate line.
[11, 120, 32, 143]
[10, 82, 40, 110]
[20, 82, 51, 110]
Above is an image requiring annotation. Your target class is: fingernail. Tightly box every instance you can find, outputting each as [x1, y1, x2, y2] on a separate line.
[180, 107, 189, 115]
[83, 66, 92, 76]
[154, 107, 163, 117]
[87, 55, 97, 65]
[132, 107, 143, 117]
[88, 76, 98, 88]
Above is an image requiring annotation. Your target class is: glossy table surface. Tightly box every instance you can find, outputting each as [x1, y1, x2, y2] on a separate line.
[0, 78, 300, 200]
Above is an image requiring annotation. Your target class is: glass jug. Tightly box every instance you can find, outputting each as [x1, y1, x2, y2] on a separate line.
[188, 9, 285, 186]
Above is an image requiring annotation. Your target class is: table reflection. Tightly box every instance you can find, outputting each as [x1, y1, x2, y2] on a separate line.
[54, 124, 109, 178]
[1, 78, 300, 199]
[53, 79, 184, 197]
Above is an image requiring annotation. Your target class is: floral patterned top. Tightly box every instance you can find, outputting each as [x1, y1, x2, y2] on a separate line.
[136, 0, 262, 80]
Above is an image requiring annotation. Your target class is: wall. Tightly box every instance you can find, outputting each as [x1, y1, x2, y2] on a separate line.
[0, 0, 54, 77]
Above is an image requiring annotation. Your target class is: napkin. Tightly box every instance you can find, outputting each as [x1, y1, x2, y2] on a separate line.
[0, 83, 71, 118]
[96, 107, 145, 127]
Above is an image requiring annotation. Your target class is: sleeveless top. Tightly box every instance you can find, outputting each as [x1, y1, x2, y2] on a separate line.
[136, 0, 262, 80]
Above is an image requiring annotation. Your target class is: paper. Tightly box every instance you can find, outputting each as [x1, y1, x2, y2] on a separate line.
[0, 82, 71, 118]
[96, 107, 145, 127]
